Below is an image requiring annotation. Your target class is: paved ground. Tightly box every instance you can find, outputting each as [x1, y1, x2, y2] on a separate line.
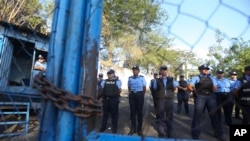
[94, 89, 242, 141]
[1, 90, 242, 141]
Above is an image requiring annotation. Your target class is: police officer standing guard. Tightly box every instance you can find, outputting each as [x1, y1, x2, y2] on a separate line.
[153, 66, 178, 138]
[214, 69, 232, 126]
[177, 75, 189, 115]
[99, 69, 122, 134]
[187, 64, 224, 141]
[127, 66, 147, 136]
[232, 66, 250, 124]
[149, 72, 159, 115]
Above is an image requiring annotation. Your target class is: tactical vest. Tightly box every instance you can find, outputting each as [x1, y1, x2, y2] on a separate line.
[102, 79, 119, 97]
[155, 77, 174, 99]
[178, 80, 187, 93]
[195, 76, 213, 95]
[238, 77, 250, 105]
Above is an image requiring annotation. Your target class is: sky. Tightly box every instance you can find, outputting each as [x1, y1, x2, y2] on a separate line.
[159, 0, 250, 59]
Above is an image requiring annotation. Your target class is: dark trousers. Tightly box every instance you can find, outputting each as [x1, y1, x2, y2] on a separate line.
[216, 92, 233, 125]
[240, 104, 250, 125]
[192, 93, 223, 139]
[129, 92, 144, 132]
[177, 92, 189, 114]
[156, 98, 174, 138]
[235, 97, 241, 117]
[101, 96, 119, 133]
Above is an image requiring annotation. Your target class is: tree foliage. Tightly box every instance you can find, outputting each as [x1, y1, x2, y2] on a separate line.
[0, 0, 54, 34]
[208, 30, 250, 77]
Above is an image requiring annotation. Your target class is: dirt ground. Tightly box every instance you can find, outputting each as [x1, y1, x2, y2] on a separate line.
[1, 90, 242, 141]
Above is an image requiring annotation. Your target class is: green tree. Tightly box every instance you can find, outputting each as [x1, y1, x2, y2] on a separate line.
[0, 0, 54, 34]
[208, 30, 250, 76]
[102, 0, 168, 65]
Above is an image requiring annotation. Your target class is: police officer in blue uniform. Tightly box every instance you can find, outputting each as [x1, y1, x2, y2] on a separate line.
[232, 66, 250, 124]
[127, 66, 147, 136]
[177, 75, 189, 115]
[230, 71, 242, 120]
[187, 64, 224, 140]
[149, 72, 159, 114]
[99, 69, 122, 134]
[214, 69, 232, 126]
[153, 66, 178, 138]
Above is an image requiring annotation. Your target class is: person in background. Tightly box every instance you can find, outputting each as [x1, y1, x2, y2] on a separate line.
[187, 64, 224, 141]
[232, 66, 250, 125]
[34, 54, 47, 71]
[97, 73, 104, 99]
[152, 66, 178, 138]
[127, 65, 147, 136]
[149, 72, 159, 116]
[177, 75, 190, 116]
[99, 69, 122, 134]
[214, 69, 232, 126]
[229, 71, 242, 120]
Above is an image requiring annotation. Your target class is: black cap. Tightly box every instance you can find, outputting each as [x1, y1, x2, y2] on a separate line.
[198, 64, 210, 70]
[230, 71, 237, 75]
[98, 73, 103, 77]
[107, 69, 115, 74]
[245, 66, 250, 71]
[153, 72, 158, 75]
[217, 69, 224, 74]
[132, 65, 139, 70]
[160, 66, 168, 70]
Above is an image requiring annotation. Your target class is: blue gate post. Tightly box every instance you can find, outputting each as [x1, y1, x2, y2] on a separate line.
[39, 0, 70, 141]
[76, 0, 104, 140]
[56, 0, 89, 141]
[39, 0, 104, 141]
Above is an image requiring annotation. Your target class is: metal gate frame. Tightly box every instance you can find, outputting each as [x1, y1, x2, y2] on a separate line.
[0, 102, 30, 137]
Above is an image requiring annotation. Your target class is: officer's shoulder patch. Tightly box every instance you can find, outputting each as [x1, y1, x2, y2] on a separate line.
[139, 75, 144, 77]
[129, 76, 133, 78]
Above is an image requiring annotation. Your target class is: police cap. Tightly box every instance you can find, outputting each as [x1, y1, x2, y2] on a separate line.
[245, 66, 250, 71]
[132, 65, 140, 70]
[160, 66, 168, 70]
[217, 69, 224, 74]
[107, 69, 115, 74]
[98, 73, 103, 77]
[153, 72, 158, 75]
[230, 71, 237, 75]
[198, 64, 210, 70]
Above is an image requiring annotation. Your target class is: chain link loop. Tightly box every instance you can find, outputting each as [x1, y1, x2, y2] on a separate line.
[33, 72, 102, 118]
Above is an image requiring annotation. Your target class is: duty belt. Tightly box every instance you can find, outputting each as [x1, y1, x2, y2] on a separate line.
[131, 91, 143, 93]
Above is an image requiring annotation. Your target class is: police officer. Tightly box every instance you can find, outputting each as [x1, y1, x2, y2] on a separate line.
[177, 75, 189, 115]
[229, 71, 242, 120]
[127, 65, 147, 136]
[153, 66, 178, 138]
[232, 66, 250, 124]
[214, 69, 232, 126]
[99, 69, 122, 134]
[187, 64, 224, 140]
[97, 73, 104, 99]
[149, 72, 159, 114]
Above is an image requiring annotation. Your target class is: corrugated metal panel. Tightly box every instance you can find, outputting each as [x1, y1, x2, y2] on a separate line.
[0, 37, 13, 87]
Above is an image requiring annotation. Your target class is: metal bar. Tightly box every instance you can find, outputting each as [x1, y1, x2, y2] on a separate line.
[1, 112, 28, 114]
[0, 121, 28, 125]
[38, 0, 70, 140]
[77, 0, 104, 139]
[56, 0, 87, 140]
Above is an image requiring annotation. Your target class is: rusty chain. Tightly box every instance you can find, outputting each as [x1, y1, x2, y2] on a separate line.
[32, 72, 102, 118]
